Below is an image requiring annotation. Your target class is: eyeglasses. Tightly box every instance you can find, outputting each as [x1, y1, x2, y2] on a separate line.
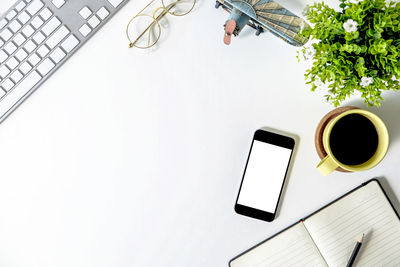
[126, 0, 196, 49]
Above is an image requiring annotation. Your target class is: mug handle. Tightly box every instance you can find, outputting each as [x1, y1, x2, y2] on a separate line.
[317, 156, 339, 176]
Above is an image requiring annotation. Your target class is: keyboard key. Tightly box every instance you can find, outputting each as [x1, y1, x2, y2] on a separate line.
[0, 89, 5, 98]
[88, 16, 100, 28]
[61, 34, 79, 52]
[6, 10, 17, 20]
[14, 33, 26, 45]
[28, 53, 41, 65]
[34, 30, 48, 43]
[39, 8, 53, 20]
[46, 26, 69, 49]
[4, 42, 17, 54]
[16, 1, 26, 11]
[15, 49, 28, 61]
[37, 45, 49, 57]
[0, 71, 41, 115]
[79, 24, 91, 37]
[11, 70, 23, 83]
[31, 16, 44, 29]
[0, 65, 11, 78]
[22, 25, 35, 37]
[24, 40, 37, 52]
[33, 31, 45, 44]
[42, 16, 61, 36]
[107, 0, 123, 7]
[18, 11, 31, 24]
[20, 61, 32, 74]
[52, 0, 65, 8]
[0, 50, 8, 63]
[2, 78, 14, 91]
[37, 58, 55, 75]
[26, 0, 44, 16]
[0, 39, 4, 47]
[50, 47, 65, 63]
[97, 7, 109, 20]
[0, 19, 7, 29]
[6, 57, 19, 70]
[79, 6, 92, 19]
[0, 28, 13, 41]
[9, 20, 22, 33]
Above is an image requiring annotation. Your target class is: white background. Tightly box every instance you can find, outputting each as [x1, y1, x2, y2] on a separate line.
[1, 0, 400, 266]
[237, 141, 292, 213]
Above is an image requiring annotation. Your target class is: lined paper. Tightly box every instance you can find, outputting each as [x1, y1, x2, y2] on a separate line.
[304, 180, 400, 267]
[230, 222, 328, 267]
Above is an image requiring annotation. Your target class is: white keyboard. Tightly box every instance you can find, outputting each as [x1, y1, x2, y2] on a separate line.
[0, 0, 129, 123]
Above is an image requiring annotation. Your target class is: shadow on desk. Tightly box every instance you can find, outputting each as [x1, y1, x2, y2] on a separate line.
[379, 177, 400, 217]
[348, 92, 400, 144]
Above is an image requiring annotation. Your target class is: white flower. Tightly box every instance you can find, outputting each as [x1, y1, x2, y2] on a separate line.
[314, 77, 330, 90]
[343, 19, 358, 33]
[360, 77, 374, 87]
[348, 0, 360, 4]
[304, 46, 316, 60]
[315, 78, 323, 87]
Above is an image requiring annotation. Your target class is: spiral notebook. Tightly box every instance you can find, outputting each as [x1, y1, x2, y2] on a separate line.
[230, 179, 400, 267]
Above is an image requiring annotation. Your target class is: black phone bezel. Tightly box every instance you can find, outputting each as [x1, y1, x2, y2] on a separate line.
[234, 129, 295, 222]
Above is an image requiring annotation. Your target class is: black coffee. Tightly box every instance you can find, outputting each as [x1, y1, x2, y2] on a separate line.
[329, 113, 378, 165]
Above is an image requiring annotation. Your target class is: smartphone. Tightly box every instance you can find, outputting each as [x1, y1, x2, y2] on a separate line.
[235, 129, 295, 222]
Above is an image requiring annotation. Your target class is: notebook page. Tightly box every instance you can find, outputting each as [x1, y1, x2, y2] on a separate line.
[230, 222, 328, 267]
[304, 180, 400, 267]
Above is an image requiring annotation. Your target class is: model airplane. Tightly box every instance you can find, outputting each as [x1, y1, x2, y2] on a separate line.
[215, 0, 309, 46]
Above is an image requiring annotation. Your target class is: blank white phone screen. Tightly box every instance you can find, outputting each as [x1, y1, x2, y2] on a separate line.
[237, 140, 292, 213]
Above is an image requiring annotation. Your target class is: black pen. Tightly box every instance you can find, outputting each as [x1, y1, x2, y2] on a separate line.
[346, 233, 364, 267]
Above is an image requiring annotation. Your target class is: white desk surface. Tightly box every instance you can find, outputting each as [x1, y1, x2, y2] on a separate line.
[1, 0, 400, 266]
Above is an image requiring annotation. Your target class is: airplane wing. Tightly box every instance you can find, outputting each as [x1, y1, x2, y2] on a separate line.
[218, 0, 309, 46]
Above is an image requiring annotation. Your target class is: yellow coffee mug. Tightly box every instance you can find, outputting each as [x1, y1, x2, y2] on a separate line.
[317, 109, 389, 176]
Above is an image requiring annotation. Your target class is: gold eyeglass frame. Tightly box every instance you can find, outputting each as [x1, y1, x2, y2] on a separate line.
[126, 0, 196, 49]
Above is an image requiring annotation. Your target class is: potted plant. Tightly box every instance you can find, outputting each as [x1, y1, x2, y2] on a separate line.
[299, 0, 400, 107]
